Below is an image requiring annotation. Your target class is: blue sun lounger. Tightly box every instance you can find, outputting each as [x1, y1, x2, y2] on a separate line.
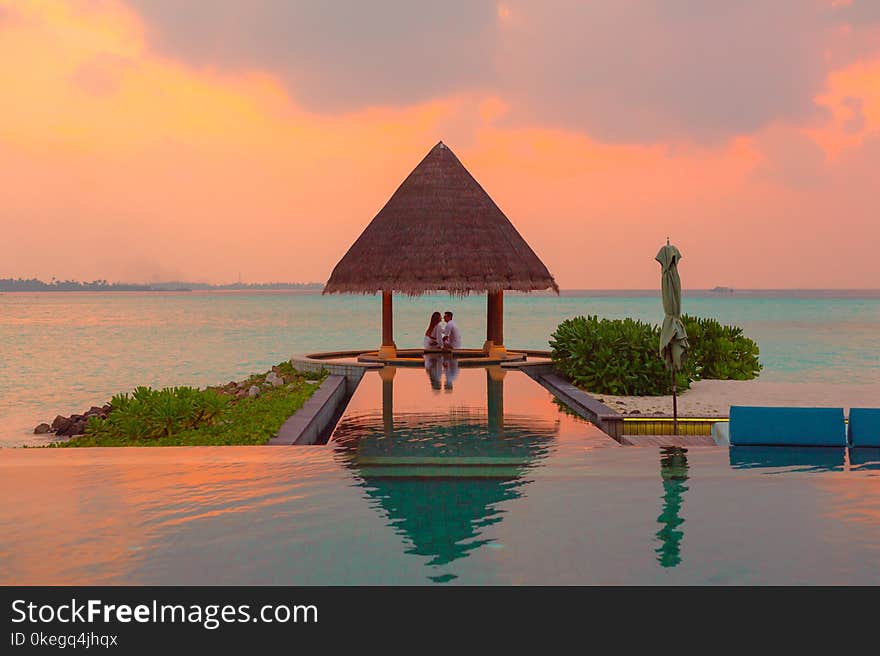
[848, 408, 880, 448]
[712, 406, 846, 447]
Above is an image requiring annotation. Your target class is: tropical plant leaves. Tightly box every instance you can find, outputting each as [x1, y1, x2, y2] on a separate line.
[88, 386, 230, 439]
[550, 314, 761, 396]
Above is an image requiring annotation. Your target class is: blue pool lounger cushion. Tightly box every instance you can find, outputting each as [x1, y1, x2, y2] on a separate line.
[849, 408, 880, 448]
[728, 406, 846, 447]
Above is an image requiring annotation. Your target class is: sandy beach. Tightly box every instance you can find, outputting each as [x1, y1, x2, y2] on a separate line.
[592, 379, 880, 417]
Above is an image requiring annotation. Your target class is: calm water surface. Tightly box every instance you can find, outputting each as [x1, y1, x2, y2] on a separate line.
[2, 290, 878, 445]
[2, 367, 879, 585]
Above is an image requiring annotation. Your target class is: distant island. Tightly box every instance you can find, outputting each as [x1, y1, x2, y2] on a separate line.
[710, 286, 735, 293]
[0, 278, 324, 292]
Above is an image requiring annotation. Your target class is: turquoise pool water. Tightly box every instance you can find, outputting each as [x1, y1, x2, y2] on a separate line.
[3, 366, 880, 585]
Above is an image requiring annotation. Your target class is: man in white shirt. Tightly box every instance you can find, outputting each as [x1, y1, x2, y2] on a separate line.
[442, 311, 461, 350]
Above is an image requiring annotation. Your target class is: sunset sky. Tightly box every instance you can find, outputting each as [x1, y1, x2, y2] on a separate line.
[2, 0, 879, 289]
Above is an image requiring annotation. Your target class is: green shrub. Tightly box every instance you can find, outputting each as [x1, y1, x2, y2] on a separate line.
[550, 315, 689, 395]
[682, 314, 762, 380]
[550, 314, 761, 396]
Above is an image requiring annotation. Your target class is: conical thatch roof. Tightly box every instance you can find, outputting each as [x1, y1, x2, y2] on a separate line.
[324, 142, 558, 296]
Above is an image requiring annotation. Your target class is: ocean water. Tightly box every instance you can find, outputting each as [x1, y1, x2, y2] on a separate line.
[1, 290, 878, 445]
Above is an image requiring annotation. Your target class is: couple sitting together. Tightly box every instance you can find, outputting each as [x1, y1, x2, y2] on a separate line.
[423, 311, 461, 350]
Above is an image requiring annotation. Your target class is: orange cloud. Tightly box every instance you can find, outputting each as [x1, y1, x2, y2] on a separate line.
[810, 58, 880, 156]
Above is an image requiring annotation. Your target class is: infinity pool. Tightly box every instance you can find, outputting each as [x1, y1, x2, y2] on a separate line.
[2, 365, 880, 585]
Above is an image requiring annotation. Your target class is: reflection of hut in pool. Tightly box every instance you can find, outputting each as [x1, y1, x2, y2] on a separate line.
[332, 367, 557, 578]
[360, 477, 526, 574]
[350, 411, 557, 476]
[338, 414, 557, 577]
[380, 366, 396, 437]
[335, 362, 541, 467]
[333, 364, 557, 477]
[486, 365, 504, 435]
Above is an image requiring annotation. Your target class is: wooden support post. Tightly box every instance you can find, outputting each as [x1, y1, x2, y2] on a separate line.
[489, 290, 506, 357]
[495, 290, 504, 346]
[483, 291, 495, 353]
[672, 368, 678, 436]
[378, 290, 396, 359]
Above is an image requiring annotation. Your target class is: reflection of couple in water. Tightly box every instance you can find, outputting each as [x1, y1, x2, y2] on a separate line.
[423, 311, 461, 350]
[424, 310, 461, 392]
[424, 353, 459, 392]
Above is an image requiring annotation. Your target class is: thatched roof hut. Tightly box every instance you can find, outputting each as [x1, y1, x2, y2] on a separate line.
[324, 142, 558, 296]
[323, 142, 558, 359]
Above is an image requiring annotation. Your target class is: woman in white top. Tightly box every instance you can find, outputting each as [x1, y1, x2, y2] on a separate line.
[424, 311, 443, 349]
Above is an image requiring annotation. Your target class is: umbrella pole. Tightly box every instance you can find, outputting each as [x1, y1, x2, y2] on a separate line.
[671, 369, 678, 436]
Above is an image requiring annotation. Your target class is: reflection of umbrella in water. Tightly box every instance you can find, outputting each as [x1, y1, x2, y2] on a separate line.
[655, 447, 689, 568]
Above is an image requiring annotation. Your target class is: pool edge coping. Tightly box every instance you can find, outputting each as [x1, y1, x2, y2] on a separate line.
[269, 358, 369, 446]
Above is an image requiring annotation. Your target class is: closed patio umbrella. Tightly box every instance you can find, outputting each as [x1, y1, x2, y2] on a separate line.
[656, 239, 689, 435]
